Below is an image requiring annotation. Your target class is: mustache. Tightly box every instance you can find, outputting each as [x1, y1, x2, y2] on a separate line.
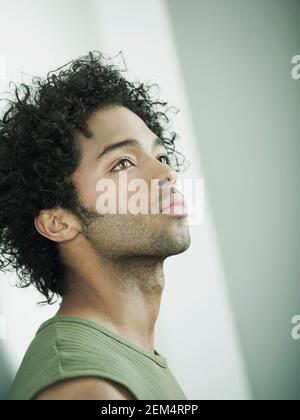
[158, 187, 185, 210]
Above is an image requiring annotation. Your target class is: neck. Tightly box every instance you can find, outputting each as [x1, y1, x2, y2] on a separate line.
[56, 255, 165, 354]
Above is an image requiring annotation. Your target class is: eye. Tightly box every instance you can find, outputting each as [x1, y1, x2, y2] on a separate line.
[111, 158, 134, 172]
[157, 154, 171, 165]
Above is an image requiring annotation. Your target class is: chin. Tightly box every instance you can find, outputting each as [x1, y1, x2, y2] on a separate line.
[151, 228, 191, 258]
[169, 237, 191, 256]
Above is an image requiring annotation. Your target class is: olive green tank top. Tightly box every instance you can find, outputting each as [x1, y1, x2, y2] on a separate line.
[8, 315, 187, 400]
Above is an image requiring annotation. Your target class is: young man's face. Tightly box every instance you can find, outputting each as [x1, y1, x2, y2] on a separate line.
[71, 105, 191, 260]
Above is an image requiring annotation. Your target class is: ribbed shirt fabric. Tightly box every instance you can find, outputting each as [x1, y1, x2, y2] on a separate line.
[9, 315, 187, 400]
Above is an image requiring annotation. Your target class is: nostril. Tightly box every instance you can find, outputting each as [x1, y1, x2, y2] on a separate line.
[158, 176, 177, 189]
[158, 178, 168, 187]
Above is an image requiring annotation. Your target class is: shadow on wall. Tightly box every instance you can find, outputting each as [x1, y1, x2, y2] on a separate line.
[166, 0, 300, 400]
[0, 344, 13, 400]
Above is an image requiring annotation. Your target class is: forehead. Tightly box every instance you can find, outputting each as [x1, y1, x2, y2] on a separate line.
[74, 105, 155, 153]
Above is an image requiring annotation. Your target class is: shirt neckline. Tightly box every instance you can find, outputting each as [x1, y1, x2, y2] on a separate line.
[37, 314, 168, 368]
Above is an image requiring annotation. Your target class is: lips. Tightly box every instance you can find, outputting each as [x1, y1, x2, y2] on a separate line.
[160, 191, 187, 214]
[161, 199, 185, 212]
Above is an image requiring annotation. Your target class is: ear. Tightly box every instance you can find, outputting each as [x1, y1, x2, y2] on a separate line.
[34, 207, 81, 242]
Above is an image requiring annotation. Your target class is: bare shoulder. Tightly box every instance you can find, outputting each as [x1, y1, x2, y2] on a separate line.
[33, 377, 135, 400]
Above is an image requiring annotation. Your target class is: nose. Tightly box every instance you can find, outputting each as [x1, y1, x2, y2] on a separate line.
[156, 164, 177, 189]
[150, 160, 179, 210]
[158, 175, 176, 188]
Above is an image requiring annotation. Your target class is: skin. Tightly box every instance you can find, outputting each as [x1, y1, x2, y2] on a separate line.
[34, 105, 191, 399]
[34, 377, 135, 400]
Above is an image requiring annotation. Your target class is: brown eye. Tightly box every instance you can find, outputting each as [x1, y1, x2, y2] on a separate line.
[157, 155, 170, 165]
[111, 158, 133, 172]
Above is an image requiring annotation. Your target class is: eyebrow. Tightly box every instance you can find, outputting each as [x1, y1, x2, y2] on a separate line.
[96, 137, 166, 160]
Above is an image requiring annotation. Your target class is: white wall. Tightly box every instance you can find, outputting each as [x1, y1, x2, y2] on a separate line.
[0, 0, 251, 399]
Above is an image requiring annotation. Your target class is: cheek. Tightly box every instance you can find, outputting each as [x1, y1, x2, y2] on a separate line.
[94, 176, 125, 215]
[94, 177, 152, 215]
[73, 170, 101, 210]
[91, 172, 158, 215]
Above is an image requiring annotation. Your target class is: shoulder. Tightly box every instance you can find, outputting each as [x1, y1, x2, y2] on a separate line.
[9, 319, 136, 400]
[33, 377, 136, 400]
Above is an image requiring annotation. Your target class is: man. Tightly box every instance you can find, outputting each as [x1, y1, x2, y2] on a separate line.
[0, 51, 191, 400]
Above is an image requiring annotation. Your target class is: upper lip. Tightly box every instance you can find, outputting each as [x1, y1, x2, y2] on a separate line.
[160, 190, 186, 212]
[161, 200, 185, 212]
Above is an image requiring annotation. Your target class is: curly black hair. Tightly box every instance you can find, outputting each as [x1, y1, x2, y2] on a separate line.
[0, 50, 186, 304]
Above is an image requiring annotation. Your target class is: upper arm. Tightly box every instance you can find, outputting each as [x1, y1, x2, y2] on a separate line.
[33, 377, 136, 400]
